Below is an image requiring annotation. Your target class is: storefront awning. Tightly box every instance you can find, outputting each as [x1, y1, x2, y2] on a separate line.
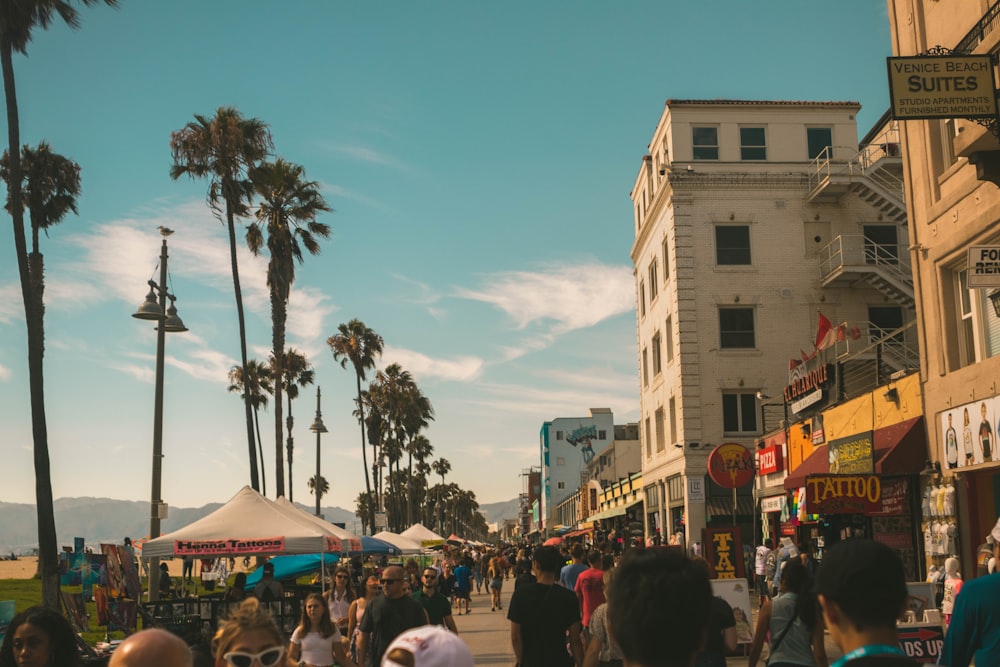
[589, 505, 628, 522]
[706, 495, 756, 517]
[874, 417, 925, 474]
[784, 446, 829, 490]
[563, 527, 595, 538]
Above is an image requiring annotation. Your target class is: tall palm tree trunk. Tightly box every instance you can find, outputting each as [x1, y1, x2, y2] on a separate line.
[355, 375, 375, 532]
[286, 400, 294, 502]
[272, 300, 286, 498]
[2, 40, 59, 610]
[225, 203, 261, 492]
[253, 402, 266, 496]
[407, 448, 414, 527]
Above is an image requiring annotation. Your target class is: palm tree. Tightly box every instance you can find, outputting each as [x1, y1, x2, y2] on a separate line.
[327, 319, 383, 532]
[402, 389, 433, 525]
[431, 458, 452, 534]
[0, 134, 84, 609]
[170, 107, 273, 493]
[408, 434, 433, 525]
[1, 0, 115, 611]
[247, 158, 331, 498]
[276, 347, 314, 502]
[227, 359, 273, 496]
[307, 474, 329, 507]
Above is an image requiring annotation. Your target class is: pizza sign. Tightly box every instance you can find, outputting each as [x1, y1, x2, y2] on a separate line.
[707, 443, 755, 489]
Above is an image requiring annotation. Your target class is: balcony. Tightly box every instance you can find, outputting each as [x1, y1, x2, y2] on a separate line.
[818, 235, 914, 308]
[806, 128, 906, 224]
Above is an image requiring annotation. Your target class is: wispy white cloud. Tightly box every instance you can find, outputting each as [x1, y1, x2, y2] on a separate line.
[321, 183, 393, 213]
[111, 362, 155, 384]
[391, 273, 446, 320]
[456, 263, 634, 335]
[463, 379, 637, 419]
[381, 345, 484, 383]
[0, 364, 11, 382]
[323, 143, 407, 170]
[167, 348, 236, 384]
[0, 284, 22, 324]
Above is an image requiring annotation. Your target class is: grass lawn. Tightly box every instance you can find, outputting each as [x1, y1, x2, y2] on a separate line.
[0, 578, 129, 645]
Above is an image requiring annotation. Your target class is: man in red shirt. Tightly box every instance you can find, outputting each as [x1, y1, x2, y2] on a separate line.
[574, 551, 606, 641]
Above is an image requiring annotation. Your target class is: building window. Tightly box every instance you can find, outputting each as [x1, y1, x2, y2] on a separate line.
[723, 392, 759, 433]
[557, 481, 565, 490]
[655, 408, 666, 452]
[649, 260, 659, 301]
[645, 417, 652, 458]
[642, 347, 649, 386]
[665, 316, 674, 364]
[652, 331, 662, 376]
[693, 126, 719, 160]
[556, 430, 563, 440]
[807, 127, 833, 160]
[668, 397, 677, 444]
[663, 237, 670, 283]
[715, 225, 752, 265]
[740, 127, 766, 160]
[598, 430, 607, 440]
[951, 269, 1000, 368]
[639, 280, 646, 317]
[719, 307, 756, 349]
[556, 457, 565, 466]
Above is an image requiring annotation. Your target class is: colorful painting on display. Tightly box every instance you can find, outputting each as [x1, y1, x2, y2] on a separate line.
[117, 545, 143, 600]
[94, 585, 137, 634]
[60, 545, 107, 602]
[939, 394, 1000, 470]
[100, 544, 127, 598]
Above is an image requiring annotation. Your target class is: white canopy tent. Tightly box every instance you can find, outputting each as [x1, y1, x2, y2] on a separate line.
[141, 486, 330, 559]
[371, 531, 423, 555]
[399, 523, 446, 548]
[272, 497, 363, 553]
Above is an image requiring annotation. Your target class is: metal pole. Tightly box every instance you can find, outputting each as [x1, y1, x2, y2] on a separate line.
[148, 238, 168, 602]
[315, 387, 323, 517]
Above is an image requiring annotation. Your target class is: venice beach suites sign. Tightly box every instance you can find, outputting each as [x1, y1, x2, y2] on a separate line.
[887, 54, 997, 120]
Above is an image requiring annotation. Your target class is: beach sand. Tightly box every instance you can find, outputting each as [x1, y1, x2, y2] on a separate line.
[0, 555, 247, 580]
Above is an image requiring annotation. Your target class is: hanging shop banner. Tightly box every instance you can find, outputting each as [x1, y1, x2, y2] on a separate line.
[828, 431, 875, 475]
[758, 444, 784, 475]
[805, 474, 882, 515]
[869, 478, 909, 516]
[703, 527, 745, 579]
[707, 443, 756, 489]
[761, 495, 786, 513]
[887, 55, 997, 120]
[784, 364, 834, 404]
[174, 537, 285, 556]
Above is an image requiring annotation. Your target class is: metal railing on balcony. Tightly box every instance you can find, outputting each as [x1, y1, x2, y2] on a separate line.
[808, 139, 904, 203]
[836, 321, 920, 399]
[955, 0, 1000, 54]
[818, 235, 912, 285]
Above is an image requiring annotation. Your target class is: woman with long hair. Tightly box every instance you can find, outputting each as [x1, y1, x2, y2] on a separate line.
[212, 598, 287, 667]
[226, 572, 248, 602]
[323, 566, 355, 637]
[488, 556, 503, 611]
[747, 558, 828, 667]
[288, 593, 356, 667]
[347, 575, 381, 663]
[0, 606, 82, 667]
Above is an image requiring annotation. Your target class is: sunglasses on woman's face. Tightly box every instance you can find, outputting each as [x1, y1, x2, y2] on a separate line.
[223, 647, 286, 667]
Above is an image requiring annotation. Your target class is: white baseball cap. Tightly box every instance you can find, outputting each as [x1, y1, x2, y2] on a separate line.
[382, 625, 473, 667]
[990, 517, 1000, 543]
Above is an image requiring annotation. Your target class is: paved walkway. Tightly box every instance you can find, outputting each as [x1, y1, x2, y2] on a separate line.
[448, 583, 844, 667]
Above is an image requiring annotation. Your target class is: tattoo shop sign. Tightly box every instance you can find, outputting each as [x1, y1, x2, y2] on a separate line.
[805, 475, 881, 515]
[174, 537, 285, 556]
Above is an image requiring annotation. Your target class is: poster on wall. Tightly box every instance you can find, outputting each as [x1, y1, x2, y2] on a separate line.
[939, 394, 1000, 469]
[711, 578, 754, 644]
[828, 432, 875, 474]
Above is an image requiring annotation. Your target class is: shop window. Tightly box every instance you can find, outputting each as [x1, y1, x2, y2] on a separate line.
[723, 391, 759, 434]
[740, 127, 767, 160]
[693, 126, 719, 160]
[719, 307, 756, 348]
[716, 225, 752, 265]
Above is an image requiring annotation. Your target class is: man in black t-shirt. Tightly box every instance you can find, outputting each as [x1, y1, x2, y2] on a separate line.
[358, 565, 429, 667]
[508, 545, 583, 667]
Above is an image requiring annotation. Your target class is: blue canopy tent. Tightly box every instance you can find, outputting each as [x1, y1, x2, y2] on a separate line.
[245, 553, 339, 588]
[361, 536, 401, 556]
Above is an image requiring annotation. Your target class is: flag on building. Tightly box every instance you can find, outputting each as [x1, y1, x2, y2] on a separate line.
[815, 312, 837, 351]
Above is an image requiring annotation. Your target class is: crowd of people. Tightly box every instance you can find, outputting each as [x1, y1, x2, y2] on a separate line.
[4, 533, 1000, 667]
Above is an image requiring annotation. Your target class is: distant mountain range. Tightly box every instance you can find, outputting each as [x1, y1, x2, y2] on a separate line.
[0, 496, 522, 553]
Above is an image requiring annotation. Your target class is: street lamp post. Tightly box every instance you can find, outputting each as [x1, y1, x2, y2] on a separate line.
[132, 228, 188, 602]
[309, 387, 328, 517]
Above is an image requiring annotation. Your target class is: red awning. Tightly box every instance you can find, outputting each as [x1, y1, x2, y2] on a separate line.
[784, 446, 829, 490]
[874, 417, 926, 474]
[784, 417, 926, 490]
[563, 527, 595, 538]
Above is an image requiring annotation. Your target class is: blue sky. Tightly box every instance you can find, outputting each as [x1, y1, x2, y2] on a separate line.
[0, 2, 893, 517]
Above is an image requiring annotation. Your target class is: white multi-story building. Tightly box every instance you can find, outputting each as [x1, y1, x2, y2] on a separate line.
[539, 408, 616, 531]
[630, 99, 913, 548]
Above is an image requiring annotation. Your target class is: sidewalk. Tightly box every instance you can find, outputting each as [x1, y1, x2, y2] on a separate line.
[449, 582, 845, 666]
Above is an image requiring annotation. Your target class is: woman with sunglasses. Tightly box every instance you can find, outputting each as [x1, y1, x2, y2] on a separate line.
[323, 567, 355, 637]
[288, 593, 357, 667]
[347, 576, 381, 663]
[212, 598, 287, 667]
